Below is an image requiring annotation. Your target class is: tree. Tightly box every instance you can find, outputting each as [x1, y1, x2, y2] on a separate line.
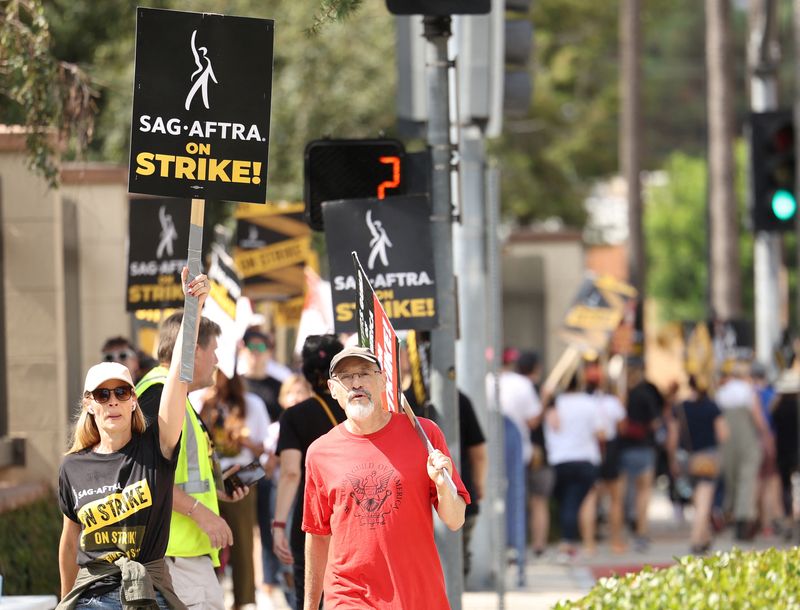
[0, 0, 96, 185]
[706, 0, 742, 320]
[620, 0, 644, 341]
[646, 147, 754, 323]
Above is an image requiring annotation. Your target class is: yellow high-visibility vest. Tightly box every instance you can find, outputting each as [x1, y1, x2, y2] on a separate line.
[136, 366, 220, 565]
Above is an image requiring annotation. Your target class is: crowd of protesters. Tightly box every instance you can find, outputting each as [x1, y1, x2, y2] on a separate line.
[493, 344, 800, 570]
[60, 292, 800, 610]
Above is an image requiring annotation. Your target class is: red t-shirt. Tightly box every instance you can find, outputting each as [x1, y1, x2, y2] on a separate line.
[303, 413, 471, 609]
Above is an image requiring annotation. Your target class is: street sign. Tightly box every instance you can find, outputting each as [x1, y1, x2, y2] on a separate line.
[129, 8, 274, 203]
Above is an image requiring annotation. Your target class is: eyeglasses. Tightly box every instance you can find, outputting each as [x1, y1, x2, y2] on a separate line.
[332, 370, 381, 385]
[246, 342, 268, 353]
[103, 350, 134, 362]
[85, 386, 133, 404]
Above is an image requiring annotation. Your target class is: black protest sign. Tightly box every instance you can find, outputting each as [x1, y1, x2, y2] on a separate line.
[234, 202, 310, 300]
[129, 8, 274, 203]
[127, 198, 191, 311]
[559, 275, 637, 351]
[208, 245, 241, 320]
[324, 195, 437, 333]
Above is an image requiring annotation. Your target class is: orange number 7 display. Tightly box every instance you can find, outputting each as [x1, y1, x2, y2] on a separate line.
[377, 156, 401, 200]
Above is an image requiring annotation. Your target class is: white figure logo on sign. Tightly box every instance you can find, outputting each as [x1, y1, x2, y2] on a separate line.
[156, 205, 178, 259]
[366, 210, 392, 270]
[184, 30, 218, 111]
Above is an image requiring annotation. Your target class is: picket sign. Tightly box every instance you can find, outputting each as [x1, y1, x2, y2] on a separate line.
[541, 275, 639, 402]
[129, 8, 275, 381]
[352, 252, 458, 499]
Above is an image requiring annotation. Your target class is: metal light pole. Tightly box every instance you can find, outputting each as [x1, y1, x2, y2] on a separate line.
[749, 0, 782, 368]
[486, 163, 507, 608]
[454, 128, 492, 591]
[423, 14, 464, 607]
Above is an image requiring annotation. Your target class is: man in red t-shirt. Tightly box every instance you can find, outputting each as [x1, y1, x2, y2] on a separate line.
[302, 345, 470, 609]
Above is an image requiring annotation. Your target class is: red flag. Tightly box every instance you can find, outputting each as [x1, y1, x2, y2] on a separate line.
[353, 252, 400, 412]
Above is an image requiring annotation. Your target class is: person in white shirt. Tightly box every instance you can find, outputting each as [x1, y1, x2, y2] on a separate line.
[492, 350, 543, 466]
[545, 374, 605, 560]
[578, 361, 627, 555]
[488, 348, 542, 582]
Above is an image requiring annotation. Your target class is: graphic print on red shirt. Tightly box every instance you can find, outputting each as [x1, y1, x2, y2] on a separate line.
[343, 463, 403, 527]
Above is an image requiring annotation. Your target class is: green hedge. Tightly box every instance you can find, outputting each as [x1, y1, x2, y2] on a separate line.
[0, 494, 62, 596]
[555, 547, 800, 609]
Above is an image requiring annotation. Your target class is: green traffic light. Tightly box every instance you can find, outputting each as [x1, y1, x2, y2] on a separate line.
[772, 189, 797, 221]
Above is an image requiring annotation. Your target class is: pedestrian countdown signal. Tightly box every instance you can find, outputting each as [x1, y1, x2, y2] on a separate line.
[304, 139, 406, 231]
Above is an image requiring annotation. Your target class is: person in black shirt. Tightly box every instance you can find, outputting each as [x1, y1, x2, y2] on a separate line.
[667, 375, 728, 554]
[272, 335, 345, 608]
[241, 328, 283, 423]
[402, 387, 487, 577]
[58, 269, 209, 609]
[457, 392, 488, 576]
[618, 360, 663, 551]
[771, 369, 800, 526]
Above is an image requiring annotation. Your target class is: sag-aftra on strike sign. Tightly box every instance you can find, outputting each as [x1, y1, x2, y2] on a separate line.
[129, 8, 274, 203]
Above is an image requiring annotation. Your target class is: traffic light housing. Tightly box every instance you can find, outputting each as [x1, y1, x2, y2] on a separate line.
[503, 0, 534, 118]
[304, 139, 406, 231]
[750, 110, 797, 232]
[386, 0, 490, 16]
[395, 1, 534, 138]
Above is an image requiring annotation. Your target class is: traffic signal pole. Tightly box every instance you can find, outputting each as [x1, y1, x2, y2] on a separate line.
[423, 15, 464, 608]
[749, 0, 782, 368]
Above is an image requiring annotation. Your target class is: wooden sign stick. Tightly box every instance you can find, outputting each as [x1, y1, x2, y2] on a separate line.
[180, 198, 205, 383]
[540, 344, 581, 405]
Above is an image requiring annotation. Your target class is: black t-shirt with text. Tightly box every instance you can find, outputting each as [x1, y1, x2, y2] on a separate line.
[58, 421, 178, 593]
[276, 393, 346, 555]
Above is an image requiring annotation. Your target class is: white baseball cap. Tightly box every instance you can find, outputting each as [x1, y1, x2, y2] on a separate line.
[84, 362, 134, 393]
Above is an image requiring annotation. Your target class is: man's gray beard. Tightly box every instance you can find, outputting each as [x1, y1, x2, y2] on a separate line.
[345, 399, 375, 421]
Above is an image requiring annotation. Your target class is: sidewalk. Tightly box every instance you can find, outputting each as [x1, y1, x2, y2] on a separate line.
[463, 485, 796, 609]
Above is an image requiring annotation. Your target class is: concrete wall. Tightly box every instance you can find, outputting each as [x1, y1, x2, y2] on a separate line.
[502, 230, 584, 371]
[61, 166, 130, 378]
[0, 130, 69, 486]
[0, 128, 128, 488]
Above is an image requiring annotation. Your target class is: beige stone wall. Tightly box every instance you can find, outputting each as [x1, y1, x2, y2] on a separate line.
[61, 166, 130, 378]
[0, 130, 128, 489]
[502, 231, 585, 372]
[0, 132, 68, 487]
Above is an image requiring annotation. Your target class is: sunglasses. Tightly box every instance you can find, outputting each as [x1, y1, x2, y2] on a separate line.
[246, 342, 268, 353]
[85, 386, 133, 404]
[103, 350, 134, 362]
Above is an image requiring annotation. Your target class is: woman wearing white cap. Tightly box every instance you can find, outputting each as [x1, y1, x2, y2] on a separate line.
[57, 269, 209, 610]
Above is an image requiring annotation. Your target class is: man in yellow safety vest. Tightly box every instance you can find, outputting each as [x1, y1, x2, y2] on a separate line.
[136, 311, 248, 610]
